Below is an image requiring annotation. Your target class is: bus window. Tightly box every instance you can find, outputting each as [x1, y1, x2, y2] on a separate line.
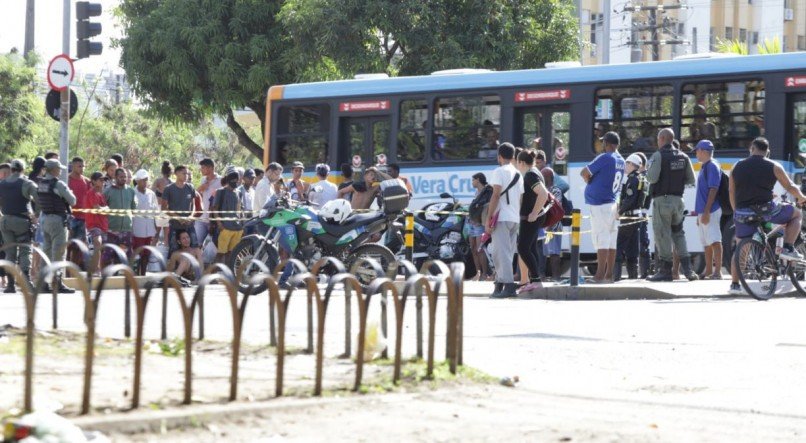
[276, 104, 330, 167]
[433, 95, 500, 160]
[594, 85, 673, 154]
[397, 100, 427, 162]
[681, 80, 765, 151]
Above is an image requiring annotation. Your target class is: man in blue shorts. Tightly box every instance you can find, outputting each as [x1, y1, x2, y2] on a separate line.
[729, 137, 806, 294]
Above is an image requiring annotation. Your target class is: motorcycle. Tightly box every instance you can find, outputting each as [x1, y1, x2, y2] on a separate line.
[228, 193, 400, 294]
[387, 192, 478, 278]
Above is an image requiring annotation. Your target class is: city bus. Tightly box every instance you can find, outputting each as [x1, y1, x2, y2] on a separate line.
[261, 52, 806, 269]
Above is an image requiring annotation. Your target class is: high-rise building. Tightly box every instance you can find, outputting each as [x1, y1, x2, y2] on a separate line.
[577, 0, 806, 65]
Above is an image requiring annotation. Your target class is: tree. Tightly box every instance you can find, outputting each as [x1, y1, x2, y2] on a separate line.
[716, 36, 782, 55]
[279, 0, 580, 76]
[116, 0, 293, 160]
[0, 51, 58, 161]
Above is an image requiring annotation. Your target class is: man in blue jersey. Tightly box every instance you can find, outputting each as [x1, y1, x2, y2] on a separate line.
[581, 131, 626, 283]
[694, 140, 723, 279]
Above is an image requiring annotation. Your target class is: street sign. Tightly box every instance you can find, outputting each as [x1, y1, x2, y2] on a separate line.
[352, 155, 362, 168]
[514, 89, 571, 103]
[799, 138, 806, 153]
[45, 89, 78, 122]
[47, 54, 74, 91]
[554, 146, 567, 160]
[376, 153, 387, 165]
[340, 100, 390, 112]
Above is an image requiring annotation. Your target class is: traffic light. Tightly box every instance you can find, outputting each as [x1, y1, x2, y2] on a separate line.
[76, 2, 102, 59]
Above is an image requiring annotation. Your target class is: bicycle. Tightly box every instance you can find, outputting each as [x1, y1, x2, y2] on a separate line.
[733, 215, 806, 300]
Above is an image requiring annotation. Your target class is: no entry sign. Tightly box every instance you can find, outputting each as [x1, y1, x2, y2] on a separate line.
[47, 54, 74, 91]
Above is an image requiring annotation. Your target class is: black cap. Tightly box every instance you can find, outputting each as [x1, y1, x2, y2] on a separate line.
[601, 131, 620, 146]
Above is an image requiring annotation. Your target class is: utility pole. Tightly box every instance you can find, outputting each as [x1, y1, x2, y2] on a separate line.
[602, 0, 611, 64]
[59, 0, 70, 181]
[624, 2, 689, 62]
[24, 0, 35, 56]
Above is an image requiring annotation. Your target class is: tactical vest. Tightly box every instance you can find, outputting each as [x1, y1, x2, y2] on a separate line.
[651, 147, 688, 197]
[0, 178, 33, 216]
[37, 177, 70, 216]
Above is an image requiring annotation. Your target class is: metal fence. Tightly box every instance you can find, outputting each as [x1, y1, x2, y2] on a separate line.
[0, 241, 465, 415]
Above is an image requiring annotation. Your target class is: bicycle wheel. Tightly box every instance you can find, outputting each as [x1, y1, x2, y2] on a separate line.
[787, 236, 806, 297]
[734, 237, 779, 300]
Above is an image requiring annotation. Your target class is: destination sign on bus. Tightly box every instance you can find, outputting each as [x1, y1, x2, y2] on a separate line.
[340, 100, 390, 112]
[515, 89, 570, 103]
[785, 76, 806, 88]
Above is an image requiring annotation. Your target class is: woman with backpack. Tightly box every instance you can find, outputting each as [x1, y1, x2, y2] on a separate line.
[468, 172, 492, 280]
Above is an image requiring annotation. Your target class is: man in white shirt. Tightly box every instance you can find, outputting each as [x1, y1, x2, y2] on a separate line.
[254, 162, 283, 210]
[309, 164, 338, 208]
[195, 158, 222, 245]
[485, 143, 524, 298]
[240, 168, 257, 234]
[132, 169, 159, 275]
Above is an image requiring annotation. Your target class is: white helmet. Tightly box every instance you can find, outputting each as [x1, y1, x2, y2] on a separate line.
[319, 199, 352, 224]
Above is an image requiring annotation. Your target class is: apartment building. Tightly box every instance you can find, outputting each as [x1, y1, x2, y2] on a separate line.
[578, 0, 806, 65]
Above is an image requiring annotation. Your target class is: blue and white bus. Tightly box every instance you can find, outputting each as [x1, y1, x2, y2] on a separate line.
[261, 53, 806, 267]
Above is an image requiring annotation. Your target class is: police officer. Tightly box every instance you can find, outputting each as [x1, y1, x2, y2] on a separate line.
[37, 159, 77, 293]
[634, 152, 653, 278]
[646, 128, 698, 281]
[614, 154, 648, 281]
[0, 160, 37, 293]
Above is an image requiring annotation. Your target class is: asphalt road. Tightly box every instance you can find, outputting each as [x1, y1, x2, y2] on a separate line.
[2, 284, 806, 441]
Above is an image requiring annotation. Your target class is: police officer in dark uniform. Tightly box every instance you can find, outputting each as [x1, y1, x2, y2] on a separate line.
[634, 152, 653, 278]
[613, 154, 648, 281]
[0, 160, 37, 293]
[37, 159, 77, 293]
[646, 128, 698, 281]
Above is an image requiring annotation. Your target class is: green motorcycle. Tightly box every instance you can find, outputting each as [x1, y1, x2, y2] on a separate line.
[228, 193, 401, 293]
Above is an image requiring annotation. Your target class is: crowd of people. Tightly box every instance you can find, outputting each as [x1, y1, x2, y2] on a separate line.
[1, 128, 804, 296]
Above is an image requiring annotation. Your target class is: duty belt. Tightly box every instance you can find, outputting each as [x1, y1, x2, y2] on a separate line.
[621, 210, 641, 216]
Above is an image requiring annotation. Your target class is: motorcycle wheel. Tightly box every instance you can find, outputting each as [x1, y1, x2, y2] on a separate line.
[229, 239, 279, 294]
[346, 244, 396, 290]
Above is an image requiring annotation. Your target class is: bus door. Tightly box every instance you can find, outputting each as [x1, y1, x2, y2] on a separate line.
[339, 116, 391, 178]
[516, 107, 571, 175]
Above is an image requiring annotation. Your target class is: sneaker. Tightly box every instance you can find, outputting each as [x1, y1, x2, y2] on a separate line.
[728, 282, 744, 295]
[780, 248, 804, 262]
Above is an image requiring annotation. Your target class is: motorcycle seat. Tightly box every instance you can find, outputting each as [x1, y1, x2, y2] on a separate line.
[322, 211, 386, 236]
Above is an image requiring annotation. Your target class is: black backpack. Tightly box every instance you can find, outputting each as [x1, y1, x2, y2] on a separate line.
[704, 162, 732, 215]
[468, 185, 493, 224]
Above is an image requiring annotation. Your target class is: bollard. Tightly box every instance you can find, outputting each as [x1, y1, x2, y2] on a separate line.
[570, 209, 581, 287]
[405, 213, 414, 263]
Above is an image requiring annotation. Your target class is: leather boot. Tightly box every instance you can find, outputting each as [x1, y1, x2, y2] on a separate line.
[647, 260, 673, 282]
[639, 253, 651, 279]
[613, 260, 623, 282]
[57, 276, 75, 294]
[626, 259, 639, 280]
[490, 282, 503, 298]
[680, 256, 699, 281]
[549, 256, 563, 281]
[2, 276, 15, 294]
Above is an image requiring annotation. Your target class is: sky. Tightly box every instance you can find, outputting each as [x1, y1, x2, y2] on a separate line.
[0, 0, 123, 75]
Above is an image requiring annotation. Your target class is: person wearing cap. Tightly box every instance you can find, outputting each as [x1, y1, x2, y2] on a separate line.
[693, 140, 724, 280]
[103, 168, 137, 267]
[37, 159, 77, 293]
[239, 168, 257, 235]
[132, 169, 159, 275]
[211, 166, 244, 264]
[309, 164, 338, 208]
[0, 163, 11, 289]
[633, 151, 653, 278]
[0, 159, 38, 293]
[288, 161, 310, 201]
[581, 131, 626, 284]
[196, 158, 222, 247]
[613, 154, 648, 281]
[646, 128, 698, 281]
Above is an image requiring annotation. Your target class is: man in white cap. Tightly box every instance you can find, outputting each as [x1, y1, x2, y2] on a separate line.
[132, 169, 159, 275]
[37, 158, 77, 293]
[613, 153, 649, 281]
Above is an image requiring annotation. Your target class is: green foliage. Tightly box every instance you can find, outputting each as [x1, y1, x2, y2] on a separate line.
[716, 36, 782, 55]
[279, 0, 581, 76]
[0, 52, 58, 161]
[158, 338, 185, 357]
[116, 0, 293, 158]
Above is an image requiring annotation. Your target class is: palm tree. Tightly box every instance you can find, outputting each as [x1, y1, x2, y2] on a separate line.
[716, 36, 782, 55]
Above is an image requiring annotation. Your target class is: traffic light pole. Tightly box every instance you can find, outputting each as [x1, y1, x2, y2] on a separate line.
[59, 0, 70, 180]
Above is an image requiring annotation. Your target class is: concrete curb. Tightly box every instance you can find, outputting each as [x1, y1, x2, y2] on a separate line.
[71, 393, 416, 435]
